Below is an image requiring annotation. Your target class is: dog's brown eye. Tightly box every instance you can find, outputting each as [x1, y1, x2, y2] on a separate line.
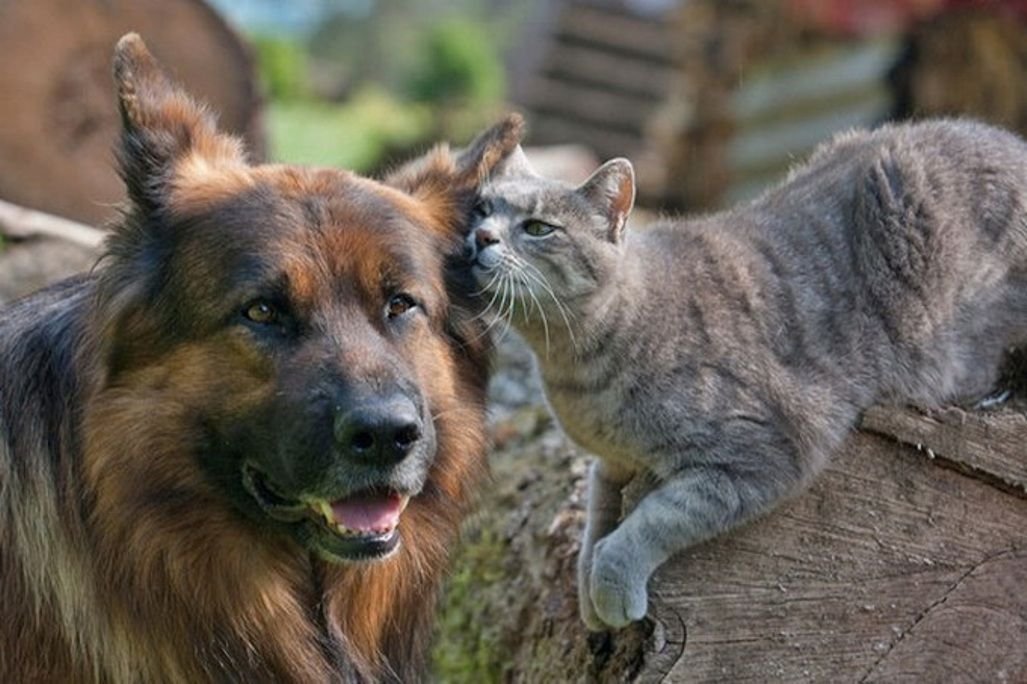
[386, 294, 417, 319]
[244, 301, 277, 324]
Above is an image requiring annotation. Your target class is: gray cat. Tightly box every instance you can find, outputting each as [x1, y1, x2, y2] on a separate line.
[464, 119, 1027, 630]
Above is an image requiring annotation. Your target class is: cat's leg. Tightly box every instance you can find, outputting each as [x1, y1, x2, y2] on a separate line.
[589, 457, 802, 628]
[577, 459, 631, 631]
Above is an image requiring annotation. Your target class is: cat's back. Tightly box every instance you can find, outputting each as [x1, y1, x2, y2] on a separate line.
[636, 118, 1027, 275]
[632, 119, 1027, 408]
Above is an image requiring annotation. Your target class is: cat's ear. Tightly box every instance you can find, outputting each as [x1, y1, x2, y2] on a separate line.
[578, 158, 635, 243]
[112, 33, 246, 214]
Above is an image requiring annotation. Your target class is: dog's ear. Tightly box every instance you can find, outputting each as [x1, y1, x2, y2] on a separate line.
[112, 33, 246, 213]
[385, 114, 525, 198]
[452, 113, 526, 188]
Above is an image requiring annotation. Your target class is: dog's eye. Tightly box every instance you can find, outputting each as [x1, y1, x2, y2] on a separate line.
[523, 220, 556, 237]
[386, 293, 417, 319]
[472, 199, 492, 220]
[244, 301, 278, 325]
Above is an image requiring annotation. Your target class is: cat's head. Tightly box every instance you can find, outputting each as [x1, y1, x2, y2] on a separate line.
[464, 147, 635, 321]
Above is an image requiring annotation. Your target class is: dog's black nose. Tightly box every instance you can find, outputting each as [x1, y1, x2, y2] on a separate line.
[334, 396, 423, 465]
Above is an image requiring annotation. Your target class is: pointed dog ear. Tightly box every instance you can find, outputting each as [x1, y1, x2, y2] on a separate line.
[112, 33, 246, 213]
[385, 113, 526, 198]
[452, 113, 526, 188]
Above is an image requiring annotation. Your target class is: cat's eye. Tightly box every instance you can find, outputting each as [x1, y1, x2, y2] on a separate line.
[243, 300, 278, 325]
[472, 199, 492, 220]
[386, 293, 418, 319]
[522, 220, 556, 237]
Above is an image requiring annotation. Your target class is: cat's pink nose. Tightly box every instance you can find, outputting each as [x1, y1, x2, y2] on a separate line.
[475, 228, 500, 250]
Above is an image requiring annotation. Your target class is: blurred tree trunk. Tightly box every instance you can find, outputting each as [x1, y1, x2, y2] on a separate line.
[0, 0, 263, 225]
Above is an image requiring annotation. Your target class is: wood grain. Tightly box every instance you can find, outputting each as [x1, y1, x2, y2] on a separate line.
[862, 405, 1027, 494]
[436, 399, 1027, 682]
[651, 429, 1027, 682]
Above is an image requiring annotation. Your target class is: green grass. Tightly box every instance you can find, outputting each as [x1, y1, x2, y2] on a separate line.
[266, 88, 432, 172]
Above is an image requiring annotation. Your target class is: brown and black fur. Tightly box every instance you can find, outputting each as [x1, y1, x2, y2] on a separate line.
[0, 34, 523, 682]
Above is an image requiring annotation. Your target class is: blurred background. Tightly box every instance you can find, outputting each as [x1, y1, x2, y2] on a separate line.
[0, 0, 1025, 290]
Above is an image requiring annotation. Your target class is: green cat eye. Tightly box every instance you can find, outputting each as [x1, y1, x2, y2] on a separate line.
[523, 220, 556, 237]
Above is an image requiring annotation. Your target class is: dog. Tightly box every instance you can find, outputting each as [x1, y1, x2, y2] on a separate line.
[0, 33, 522, 682]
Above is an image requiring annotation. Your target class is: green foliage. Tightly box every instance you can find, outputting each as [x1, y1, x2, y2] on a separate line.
[261, 3, 513, 175]
[267, 87, 431, 171]
[405, 18, 504, 108]
[252, 35, 310, 101]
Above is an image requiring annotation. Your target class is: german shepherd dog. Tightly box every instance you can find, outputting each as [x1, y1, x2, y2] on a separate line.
[0, 34, 522, 682]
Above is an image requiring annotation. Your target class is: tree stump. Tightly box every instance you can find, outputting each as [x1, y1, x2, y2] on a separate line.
[0, 0, 264, 225]
[434, 338, 1027, 682]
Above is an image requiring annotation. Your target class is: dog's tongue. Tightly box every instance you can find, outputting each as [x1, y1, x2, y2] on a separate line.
[331, 493, 404, 533]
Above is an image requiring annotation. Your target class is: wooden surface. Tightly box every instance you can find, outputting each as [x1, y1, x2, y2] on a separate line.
[862, 405, 1027, 494]
[517, 2, 675, 164]
[648, 418, 1027, 682]
[0, 202, 101, 306]
[436, 383, 1027, 682]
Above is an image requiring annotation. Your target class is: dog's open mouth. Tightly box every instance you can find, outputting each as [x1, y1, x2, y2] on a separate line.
[242, 463, 410, 559]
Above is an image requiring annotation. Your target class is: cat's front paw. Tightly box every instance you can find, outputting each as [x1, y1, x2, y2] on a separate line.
[589, 539, 648, 629]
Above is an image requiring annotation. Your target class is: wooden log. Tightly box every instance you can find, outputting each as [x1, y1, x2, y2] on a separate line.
[434, 342, 1027, 682]
[0, 199, 104, 249]
[0, 0, 264, 225]
[0, 200, 102, 306]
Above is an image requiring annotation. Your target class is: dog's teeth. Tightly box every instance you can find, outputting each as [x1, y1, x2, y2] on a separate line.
[315, 500, 334, 524]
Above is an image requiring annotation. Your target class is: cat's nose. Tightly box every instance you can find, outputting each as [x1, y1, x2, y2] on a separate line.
[475, 228, 500, 250]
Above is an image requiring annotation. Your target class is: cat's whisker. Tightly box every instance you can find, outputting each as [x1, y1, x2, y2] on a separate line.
[496, 272, 518, 343]
[515, 265, 552, 355]
[474, 275, 510, 343]
[517, 260, 578, 350]
[469, 269, 503, 298]
[504, 256, 554, 355]
[468, 272, 505, 323]
[468, 287, 502, 325]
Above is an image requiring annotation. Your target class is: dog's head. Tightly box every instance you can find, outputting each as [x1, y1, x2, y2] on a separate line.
[86, 34, 522, 565]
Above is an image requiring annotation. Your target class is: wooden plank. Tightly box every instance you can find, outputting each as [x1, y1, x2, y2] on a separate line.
[529, 113, 644, 160]
[0, 198, 104, 248]
[731, 41, 900, 123]
[525, 76, 661, 134]
[726, 97, 891, 175]
[861, 405, 1027, 494]
[542, 43, 674, 100]
[555, 5, 671, 62]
